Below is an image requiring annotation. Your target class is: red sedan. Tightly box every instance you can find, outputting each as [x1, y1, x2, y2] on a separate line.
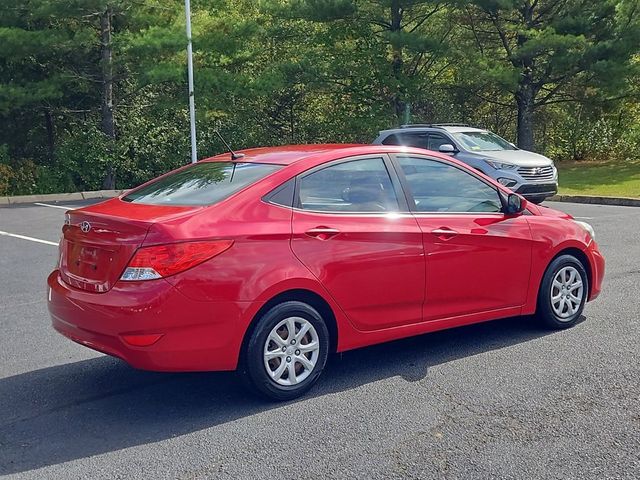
[48, 145, 604, 400]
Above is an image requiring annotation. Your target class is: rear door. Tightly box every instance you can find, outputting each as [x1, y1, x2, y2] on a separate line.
[290, 155, 425, 331]
[392, 154, 533, 320]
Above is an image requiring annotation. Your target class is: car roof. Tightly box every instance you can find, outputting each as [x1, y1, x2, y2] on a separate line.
[201, 143, 454, 166]
[379, 126, 486, 135]
[441, 126, 485, 133]
[201, 144, 363, 165]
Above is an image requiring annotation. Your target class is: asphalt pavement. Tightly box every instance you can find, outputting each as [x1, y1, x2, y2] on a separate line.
[0, 200, 638, 479]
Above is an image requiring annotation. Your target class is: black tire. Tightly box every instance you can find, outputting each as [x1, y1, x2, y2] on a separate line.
[527, 196, 546, 205]
[240, 301, 329, 401]
[537, 254, 589, 329]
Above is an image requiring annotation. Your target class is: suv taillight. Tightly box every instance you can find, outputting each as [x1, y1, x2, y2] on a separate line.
[120, 240, 233, 281]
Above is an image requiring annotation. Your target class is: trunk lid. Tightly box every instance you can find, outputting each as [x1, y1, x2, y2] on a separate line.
[59, 200, 197, 292]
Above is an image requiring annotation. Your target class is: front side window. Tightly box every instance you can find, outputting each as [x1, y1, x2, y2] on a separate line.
[451, 131, 516, 152]
[398, 156, 502, 213]
[123, 162, 282, 206]
[298, 158, 399, 212]
[427, 134, 452, 151]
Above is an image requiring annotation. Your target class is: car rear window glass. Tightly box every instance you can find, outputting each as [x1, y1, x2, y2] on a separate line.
[265, 178, 296, 207]
[122, 162, 282, 206]
[382, 133, 427, 149]
[299, 158, 399, 212]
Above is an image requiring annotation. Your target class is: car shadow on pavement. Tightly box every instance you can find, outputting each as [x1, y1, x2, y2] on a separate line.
[0, 315, 564, 475]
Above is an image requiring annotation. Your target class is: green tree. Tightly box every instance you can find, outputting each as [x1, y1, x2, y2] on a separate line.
[0, 0, 184, 189]
[460, 0, 640, 150]
[265, 0, 457, 125]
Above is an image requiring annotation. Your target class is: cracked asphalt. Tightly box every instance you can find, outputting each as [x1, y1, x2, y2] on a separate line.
[0, 200, 638, 479]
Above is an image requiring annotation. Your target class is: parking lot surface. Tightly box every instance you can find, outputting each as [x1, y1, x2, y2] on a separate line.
[0, 200, 638, 479]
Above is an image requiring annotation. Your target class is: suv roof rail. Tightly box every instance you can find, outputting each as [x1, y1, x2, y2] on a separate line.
[399, 123, 470, 129]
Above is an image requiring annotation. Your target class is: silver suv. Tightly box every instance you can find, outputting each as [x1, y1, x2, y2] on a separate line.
[373, 124, 558, 204]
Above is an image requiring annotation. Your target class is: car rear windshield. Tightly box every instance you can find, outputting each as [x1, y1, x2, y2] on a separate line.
[122, 162, 282, 206]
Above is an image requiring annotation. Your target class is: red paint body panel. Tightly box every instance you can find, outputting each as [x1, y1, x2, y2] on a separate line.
[48, 144, 605, 372]
[291, 211, 425, 331]
[48, 270, 252, 371]
[414, 213, 532, 319]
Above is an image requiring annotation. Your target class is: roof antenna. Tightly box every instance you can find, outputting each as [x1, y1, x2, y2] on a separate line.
[215, 130, 245, 161]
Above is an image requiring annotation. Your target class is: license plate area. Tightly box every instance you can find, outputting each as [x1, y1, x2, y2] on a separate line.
[66, 242, 119, 281]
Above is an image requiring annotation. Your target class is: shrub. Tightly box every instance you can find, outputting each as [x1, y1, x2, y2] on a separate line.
[0, 163, 13, 195]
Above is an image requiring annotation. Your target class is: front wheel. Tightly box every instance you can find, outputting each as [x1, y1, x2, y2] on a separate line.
[241, 301, 329, 401]
[537, 255, 589, 329]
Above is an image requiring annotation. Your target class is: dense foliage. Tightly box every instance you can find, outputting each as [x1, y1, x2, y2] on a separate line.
[1, 0, 639, 195]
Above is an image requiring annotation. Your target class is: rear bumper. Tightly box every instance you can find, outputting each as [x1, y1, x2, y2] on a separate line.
[586, 241, 605, 302]
[47, 270, 254, 371]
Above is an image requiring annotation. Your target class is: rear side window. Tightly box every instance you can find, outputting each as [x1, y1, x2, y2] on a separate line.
[123, 162, 282, 206]
[298, 158, 399, 212]
[382, 132, 427, 149]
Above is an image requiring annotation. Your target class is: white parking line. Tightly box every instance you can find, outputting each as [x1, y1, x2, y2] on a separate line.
[574, 216, 594, 220]
[34, 202, 75, 210]
[0, 230, 58, 246]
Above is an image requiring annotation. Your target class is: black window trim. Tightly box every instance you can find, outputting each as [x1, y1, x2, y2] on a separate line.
[262, 177, 296, 208]
[388, 153, 507, 216]
[289, 154, 411, 214]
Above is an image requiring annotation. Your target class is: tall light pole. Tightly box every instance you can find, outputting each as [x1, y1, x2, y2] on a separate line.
[185, 0, 197, 163]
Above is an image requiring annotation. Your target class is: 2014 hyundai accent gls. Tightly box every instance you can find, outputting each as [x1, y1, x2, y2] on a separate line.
[48, 145, 605, 400]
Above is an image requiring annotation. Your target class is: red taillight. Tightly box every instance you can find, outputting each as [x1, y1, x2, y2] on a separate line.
[121, 240, 233, 281]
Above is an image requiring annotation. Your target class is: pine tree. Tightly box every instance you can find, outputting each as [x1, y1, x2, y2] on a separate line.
[461, 0, 640, 150]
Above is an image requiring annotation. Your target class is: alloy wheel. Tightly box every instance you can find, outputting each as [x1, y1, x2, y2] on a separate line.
[263, 316, 320, 386]
[550, 266, 584, 320]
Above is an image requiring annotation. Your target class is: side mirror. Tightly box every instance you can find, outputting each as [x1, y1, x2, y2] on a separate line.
[504, 193, 525, 214]
[438, 144, 457, 155]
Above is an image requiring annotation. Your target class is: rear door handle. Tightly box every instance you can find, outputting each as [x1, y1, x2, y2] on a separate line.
[431, 227, 458, 238]
[305, 227, 340, 240]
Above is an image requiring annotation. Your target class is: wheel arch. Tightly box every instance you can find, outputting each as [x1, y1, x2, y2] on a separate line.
[548, 247, 593, 298]
[240, 289, 339, 361]
[535, 246, 593, 300]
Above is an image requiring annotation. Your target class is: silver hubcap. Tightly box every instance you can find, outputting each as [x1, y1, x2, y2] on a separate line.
[263, 317, 320, 386]
[550, 266, 584, 320]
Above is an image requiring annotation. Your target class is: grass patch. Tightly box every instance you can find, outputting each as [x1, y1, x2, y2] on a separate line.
[557, 159, 640, 198]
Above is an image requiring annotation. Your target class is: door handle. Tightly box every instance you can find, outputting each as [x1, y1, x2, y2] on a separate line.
[305, 227, 340, 240]
[431, 227, 458, 238]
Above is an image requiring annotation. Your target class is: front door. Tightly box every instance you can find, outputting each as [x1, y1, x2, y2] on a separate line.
[394, 154, 533, 320]
[291, 156, 425, 331]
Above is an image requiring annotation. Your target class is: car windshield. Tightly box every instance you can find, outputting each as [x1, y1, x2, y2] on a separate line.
[452, 131, 516, 152]
[122, 162, 282, 206]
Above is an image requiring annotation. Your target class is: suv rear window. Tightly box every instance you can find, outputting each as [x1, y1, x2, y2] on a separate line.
[381, 133, 427, 149]
[122, 162, 282, 206]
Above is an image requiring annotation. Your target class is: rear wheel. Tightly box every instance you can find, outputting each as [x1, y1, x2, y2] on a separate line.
[537, 255, 588, 329]
[241, 301, 329, 401]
